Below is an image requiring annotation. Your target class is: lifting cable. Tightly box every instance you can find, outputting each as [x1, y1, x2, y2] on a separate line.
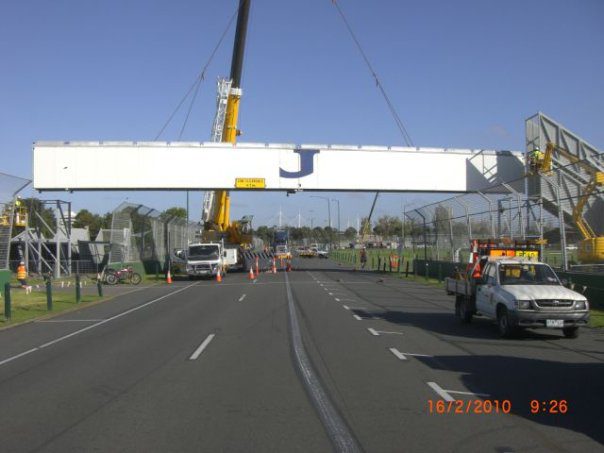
[330, 0, 414, 148]
[330, 1, 415, 236]
[154, 7, 239, 140]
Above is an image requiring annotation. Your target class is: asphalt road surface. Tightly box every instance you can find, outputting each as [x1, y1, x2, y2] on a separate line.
[0, 258, 602, 452]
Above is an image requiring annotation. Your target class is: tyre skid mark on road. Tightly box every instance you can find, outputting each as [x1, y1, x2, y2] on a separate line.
[285, 272, 361, 453]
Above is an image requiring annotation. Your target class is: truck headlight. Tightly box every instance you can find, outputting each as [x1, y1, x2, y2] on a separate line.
[516, 300, 532, 310]
[574, 300, 588, 310]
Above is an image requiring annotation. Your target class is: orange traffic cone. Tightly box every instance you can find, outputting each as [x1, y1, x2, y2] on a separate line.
[272, 258, 277, 274]
[166, 269, 172, 284]
[248, 267, 255, 280]
[216, 269, 222, 283]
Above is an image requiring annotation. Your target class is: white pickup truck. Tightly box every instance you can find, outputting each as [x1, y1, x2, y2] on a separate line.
[446, 258, 590, 338]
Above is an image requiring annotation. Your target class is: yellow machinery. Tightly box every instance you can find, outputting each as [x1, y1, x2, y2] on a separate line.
[0, 198, 28, 228]
[539, 142, 604, 263]
[203, 0, 252, 247]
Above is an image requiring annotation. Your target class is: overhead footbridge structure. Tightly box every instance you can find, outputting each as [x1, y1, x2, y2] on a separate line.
[33, 142, 525, 193]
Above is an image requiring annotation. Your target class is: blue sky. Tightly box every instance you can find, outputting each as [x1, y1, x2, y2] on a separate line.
[1, 0, 602, 227]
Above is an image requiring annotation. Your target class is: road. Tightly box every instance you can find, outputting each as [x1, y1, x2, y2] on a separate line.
[0, 258, 602, 452]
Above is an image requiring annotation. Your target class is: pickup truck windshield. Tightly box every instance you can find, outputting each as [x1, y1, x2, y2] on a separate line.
[188, 245, 219, 260]
[498, 263, 560, 286]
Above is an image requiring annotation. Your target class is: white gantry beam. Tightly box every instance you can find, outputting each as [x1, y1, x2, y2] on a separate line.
[33, 142, 525, 192]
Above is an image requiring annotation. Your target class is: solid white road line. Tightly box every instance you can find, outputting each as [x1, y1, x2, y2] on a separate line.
[368, 328, 380, 336]
[427, 382, 455, 402]
[0, 282, 199, 367]
[36, 319, 105, 323]
[189, 334, 216, 360]
[238, 294, 246, 302]
[0, 348, 38, 366]
[389, 348, 407, 360]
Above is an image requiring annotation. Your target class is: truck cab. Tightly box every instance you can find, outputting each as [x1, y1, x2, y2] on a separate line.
[184, 243, 224, 278]
[476, 259, 589, 337]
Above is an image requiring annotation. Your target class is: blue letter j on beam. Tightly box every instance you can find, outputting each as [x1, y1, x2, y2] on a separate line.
[279, 149, 320, 179]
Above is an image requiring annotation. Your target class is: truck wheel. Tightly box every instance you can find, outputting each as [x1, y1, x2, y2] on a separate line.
[459, 297, 473, 324]
[562, 327, 579, 339]
[497, 307, 515, 338]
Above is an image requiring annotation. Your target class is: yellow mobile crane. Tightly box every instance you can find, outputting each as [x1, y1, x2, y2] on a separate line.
[536, 142, 604, 263]
[203, 0, 253, 246]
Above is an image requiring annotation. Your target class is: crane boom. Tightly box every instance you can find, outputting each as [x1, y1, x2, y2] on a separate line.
[204, 0, 252, 245]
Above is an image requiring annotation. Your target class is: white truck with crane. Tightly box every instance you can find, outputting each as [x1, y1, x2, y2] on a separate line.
[445, 239, 590, 338]
[177, 241, 239, 278]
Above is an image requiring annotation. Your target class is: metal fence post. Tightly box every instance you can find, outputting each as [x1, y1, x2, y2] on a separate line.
[46, 280, 52, 311]
[4, 283, 11, 320]
[75, 274, 81, 303]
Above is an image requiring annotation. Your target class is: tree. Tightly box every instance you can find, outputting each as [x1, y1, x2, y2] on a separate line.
[373, 215, 402, 238]
[22, 198, 56, 238]
[344, 227, 357, 240]
[432, 206, 451, 235]
[160, 207, 187, 222]
[73, 209, 105, 239]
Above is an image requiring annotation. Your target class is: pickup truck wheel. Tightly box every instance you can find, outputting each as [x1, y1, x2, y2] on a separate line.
[459, 298, 473, 324]
[562, 327, 579, 339]
[497, 307, 515, 338]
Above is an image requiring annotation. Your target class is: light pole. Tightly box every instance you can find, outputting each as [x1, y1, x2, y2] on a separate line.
[311, 195, 331, 229]
[331, 199, 341, 232]
[331, 198, 341, 249]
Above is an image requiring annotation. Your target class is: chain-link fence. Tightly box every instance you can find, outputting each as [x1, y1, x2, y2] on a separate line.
[405, 157, 603, 270]
[108, 202, 198, 273]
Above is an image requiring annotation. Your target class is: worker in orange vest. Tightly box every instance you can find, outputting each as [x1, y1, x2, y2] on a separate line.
[16, 261, 28, 288]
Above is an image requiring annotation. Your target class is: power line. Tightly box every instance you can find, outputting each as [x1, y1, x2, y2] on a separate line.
[330, 0, 414, 147]
[154, 7, 239, 140]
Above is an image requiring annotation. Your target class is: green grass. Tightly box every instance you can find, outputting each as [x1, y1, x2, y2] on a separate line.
[589, 309, 604, 328]
[0, 288, 103, 326]
[331, 249, 417, 272]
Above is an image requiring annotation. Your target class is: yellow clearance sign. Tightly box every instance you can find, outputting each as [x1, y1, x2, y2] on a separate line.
[235, 178, 266, 189]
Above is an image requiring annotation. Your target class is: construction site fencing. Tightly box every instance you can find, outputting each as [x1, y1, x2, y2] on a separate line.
[404, 156, 603, 270]
[0, 173, 30, 271]
[108, 202, 198, 274]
